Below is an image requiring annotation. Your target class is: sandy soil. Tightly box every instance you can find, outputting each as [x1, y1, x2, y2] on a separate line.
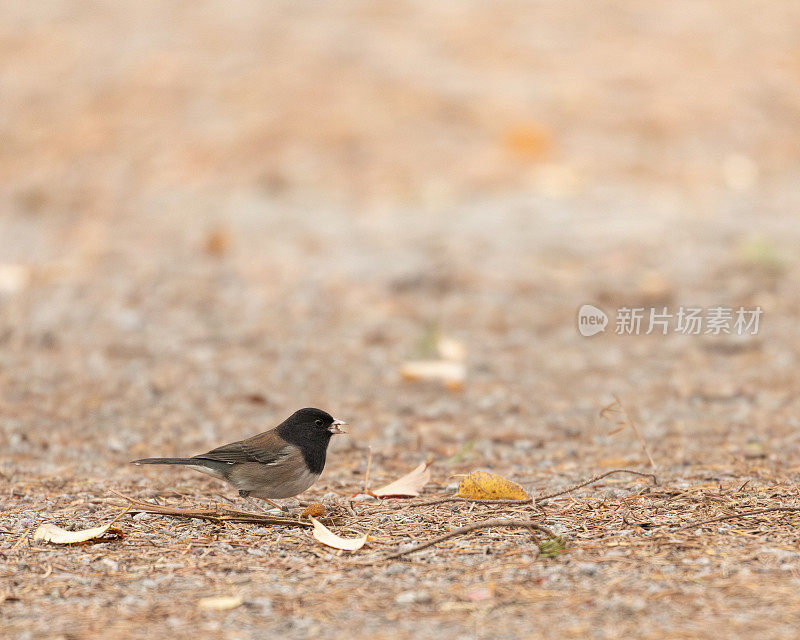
[2, 2, 800, 639]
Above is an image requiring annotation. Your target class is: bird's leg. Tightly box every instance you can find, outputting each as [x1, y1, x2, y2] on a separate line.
[243, 495, 271, 514]
[260, 497, 290, 512]
[238, 490, 288, 513]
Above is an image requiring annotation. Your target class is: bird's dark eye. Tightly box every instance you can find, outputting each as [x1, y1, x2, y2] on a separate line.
[315, 419, 323, 426]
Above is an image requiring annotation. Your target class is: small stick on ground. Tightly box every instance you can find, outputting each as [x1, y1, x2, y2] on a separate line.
[408, 469, 658, 508]
[673, 506, 800, 532]
[109, 490, 312, 527]
[537, 469, 658, 502]
[243, 495, 285, 513]
[363, 446, 373, 494]
[383, 518, 559, 560]
[406, 496, 534, 507]
[9, 524, 37, 551]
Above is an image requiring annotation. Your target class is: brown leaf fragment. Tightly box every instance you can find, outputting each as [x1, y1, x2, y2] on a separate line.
[373, 462, 432, 498]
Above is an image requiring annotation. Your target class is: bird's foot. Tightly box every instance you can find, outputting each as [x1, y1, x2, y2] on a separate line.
[239, 492, 290, 514]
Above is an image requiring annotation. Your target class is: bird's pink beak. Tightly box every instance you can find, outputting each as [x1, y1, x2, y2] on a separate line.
[329, 419, 347, 435]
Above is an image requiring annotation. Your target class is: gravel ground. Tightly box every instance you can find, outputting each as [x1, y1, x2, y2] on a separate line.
[3, 2, 800, 639]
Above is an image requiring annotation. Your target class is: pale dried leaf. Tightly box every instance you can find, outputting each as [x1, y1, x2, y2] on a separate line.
[34, 522, 117, 545]
[310, 517, 367, 551]
[400, 360, 465, 389]
[198, 595, 243, 611]
[373, 462, 431, 498]
[457, 470, 529, 500]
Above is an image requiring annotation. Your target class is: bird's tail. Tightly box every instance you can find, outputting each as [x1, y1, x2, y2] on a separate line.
[130, 457, 198, 466]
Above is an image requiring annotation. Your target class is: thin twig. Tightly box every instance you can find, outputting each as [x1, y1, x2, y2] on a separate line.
[363, 446, 373, 494]
[407, 495, 532, 508]
[407, 469, 658, 508]
[109, 490, 313, 527]
[537, 469, 658, 502]
[673, 506, 800, 532]
[9, 524, 36, 551]
[107, 504, 132, 527]
[383, 519, 558, 560]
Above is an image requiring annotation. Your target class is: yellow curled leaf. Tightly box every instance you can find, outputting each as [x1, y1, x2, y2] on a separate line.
[457, 470, 529, 501]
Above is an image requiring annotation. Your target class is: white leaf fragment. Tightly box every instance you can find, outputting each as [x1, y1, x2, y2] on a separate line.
[33, 522, 116, 545]
[400, 360, 466, 388]
[310, 517, 367, 551]
[198, 595, 243, 611]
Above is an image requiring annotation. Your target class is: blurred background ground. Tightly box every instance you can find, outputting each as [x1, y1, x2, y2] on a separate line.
[2, 1, 800, 639]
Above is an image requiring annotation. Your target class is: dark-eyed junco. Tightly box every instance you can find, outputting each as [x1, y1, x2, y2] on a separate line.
[131, 407, 346, 510]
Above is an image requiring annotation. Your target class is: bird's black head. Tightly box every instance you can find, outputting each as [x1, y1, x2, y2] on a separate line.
[276, 408, 347, 474]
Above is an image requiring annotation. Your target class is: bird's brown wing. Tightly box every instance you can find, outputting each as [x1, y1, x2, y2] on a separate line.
[193, 430, 291, 466]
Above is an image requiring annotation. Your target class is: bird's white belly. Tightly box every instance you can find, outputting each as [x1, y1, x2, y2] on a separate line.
[249, 468, 320, 499]
[230, 461, 321, 499]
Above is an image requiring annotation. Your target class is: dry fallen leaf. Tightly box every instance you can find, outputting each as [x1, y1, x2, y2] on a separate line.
[198, 595, 243, 611]
[310, 517, 367, 551]
[400, 360, 466, 389]
[373, 462, 432, 498]
[457, 470, 529, 501]
[33, 522, 123, 545]
[301, 503, 327, 518]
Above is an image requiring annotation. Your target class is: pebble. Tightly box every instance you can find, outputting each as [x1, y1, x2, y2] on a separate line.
[100, 558, 119, 572]
[576, 562, 599, 576]
[321, 492, 340, 507]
